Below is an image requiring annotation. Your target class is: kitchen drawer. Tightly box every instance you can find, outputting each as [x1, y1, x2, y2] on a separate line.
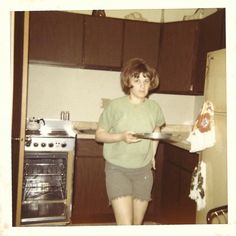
[76, 139, 103, 157]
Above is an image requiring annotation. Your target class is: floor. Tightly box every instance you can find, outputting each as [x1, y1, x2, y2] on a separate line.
[72, 222, 159, 226]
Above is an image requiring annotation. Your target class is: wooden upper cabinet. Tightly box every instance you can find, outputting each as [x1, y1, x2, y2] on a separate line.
[155, 9, 225, 95]
[83, 16, 123, 70]
[28, 10, 225, 95]
[123, 20, 161, 68]
[156, 20, 201, 95]
[29, 11, 84, 66]
[201, 9, 225, 53]
[194, 9, 225, 93]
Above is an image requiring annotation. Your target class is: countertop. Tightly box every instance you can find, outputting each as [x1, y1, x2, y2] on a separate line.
[72, 121, 192, 151]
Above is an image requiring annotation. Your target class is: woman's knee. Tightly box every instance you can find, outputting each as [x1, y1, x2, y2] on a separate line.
[133, 198, 149, 225]
[111, 196, 133, 225]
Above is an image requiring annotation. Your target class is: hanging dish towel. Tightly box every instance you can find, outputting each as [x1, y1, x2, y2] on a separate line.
[187, 100, 216, 153]
[189, 160, 206, 211]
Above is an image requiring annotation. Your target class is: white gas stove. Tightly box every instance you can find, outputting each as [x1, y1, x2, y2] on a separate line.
[25, 119, 76, 152]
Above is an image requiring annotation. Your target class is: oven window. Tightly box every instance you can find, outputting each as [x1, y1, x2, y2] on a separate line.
[23, 153, 67, 201]
[21, 152, 69, 223]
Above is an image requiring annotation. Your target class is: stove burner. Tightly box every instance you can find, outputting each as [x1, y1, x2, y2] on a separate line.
[26, 130, 70, 137]
[48, 130, 68, 136]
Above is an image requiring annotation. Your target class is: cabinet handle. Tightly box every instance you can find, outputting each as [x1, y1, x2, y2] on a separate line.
[189, 84, 193, 91]
[12, 137, 24, 141]
[205, 55, 214, 92]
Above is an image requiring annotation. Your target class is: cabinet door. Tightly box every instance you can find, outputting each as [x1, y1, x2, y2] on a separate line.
[83, 16, 123, 70]
[158, 143, 198, 224]
[194, 9, 226, 93]
[123, 20, 161, 68]
[156, 21, 200, 94]
[71, 156, 115, 223]
[29, 11, 83, 66]
[160, 157, 181, 223]
[71, 140, 115, 224]
[201, 9, 225, 55]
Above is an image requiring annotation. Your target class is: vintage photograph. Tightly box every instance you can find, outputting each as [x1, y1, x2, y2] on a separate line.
[1, 1, 235, 236]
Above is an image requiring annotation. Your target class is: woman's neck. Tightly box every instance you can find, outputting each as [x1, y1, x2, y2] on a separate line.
[128, 94, 146, 104]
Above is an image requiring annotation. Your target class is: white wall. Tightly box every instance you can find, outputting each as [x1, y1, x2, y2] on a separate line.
[150, 93, 203, 124]
[27, 64, 203, 124]
[27, 64, 123, 121]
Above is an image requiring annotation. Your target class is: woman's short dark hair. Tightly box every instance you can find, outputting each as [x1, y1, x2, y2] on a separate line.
[120, 58, 160, 94]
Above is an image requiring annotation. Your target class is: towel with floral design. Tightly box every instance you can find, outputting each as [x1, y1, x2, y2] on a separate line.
[187, 101, 215, 152]
[189, 160, 206, 211]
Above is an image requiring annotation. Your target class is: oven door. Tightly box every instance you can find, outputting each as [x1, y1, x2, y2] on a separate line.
[21, 152, 69, 224]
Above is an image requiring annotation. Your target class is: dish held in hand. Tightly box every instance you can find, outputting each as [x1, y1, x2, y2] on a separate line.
[132, 132, 172, 140]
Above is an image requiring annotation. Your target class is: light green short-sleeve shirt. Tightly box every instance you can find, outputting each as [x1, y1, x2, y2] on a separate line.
[98, 96, 165, 168]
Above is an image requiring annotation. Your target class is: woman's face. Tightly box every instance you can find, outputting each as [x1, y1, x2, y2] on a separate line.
[129, 73, 150, 101]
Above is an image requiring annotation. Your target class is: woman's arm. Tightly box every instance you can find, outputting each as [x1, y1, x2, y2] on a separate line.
[152, 126, 161, 170]
[95, 127, 140, 144]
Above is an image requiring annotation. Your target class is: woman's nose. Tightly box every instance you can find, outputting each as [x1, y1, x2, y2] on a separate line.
[140, 82, 145, 88]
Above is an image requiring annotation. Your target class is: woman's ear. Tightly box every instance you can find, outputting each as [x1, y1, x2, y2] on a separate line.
[128, 82, 133, 89]
[126, 78, 133, 89]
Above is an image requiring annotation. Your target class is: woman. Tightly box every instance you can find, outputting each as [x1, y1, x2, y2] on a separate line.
[95, 58, 165, 225]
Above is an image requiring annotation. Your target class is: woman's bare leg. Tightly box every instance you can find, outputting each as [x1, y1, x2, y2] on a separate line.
[111, 196, 133, 225]
[133, 198, 149, 225]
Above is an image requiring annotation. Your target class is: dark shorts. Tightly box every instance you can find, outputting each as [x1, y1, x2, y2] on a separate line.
[105, 161, 154, 203]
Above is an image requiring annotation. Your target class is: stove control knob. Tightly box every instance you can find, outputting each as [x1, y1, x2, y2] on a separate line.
[25, 142, 31, 147]
[49, 143, 54, 148]
[61, 142, 67, 148]
[33, 143, 39, 147]
[41, 143, 46, 147]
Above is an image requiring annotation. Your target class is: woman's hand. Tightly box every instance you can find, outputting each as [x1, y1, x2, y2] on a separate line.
[95, 127, 140, 144]
[122, 131, 141, 144]
[152, 157, 156, 170]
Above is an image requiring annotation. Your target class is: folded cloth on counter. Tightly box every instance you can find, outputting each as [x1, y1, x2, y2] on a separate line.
[189, 160, 206, 211]
[187, 100, 215, 152]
